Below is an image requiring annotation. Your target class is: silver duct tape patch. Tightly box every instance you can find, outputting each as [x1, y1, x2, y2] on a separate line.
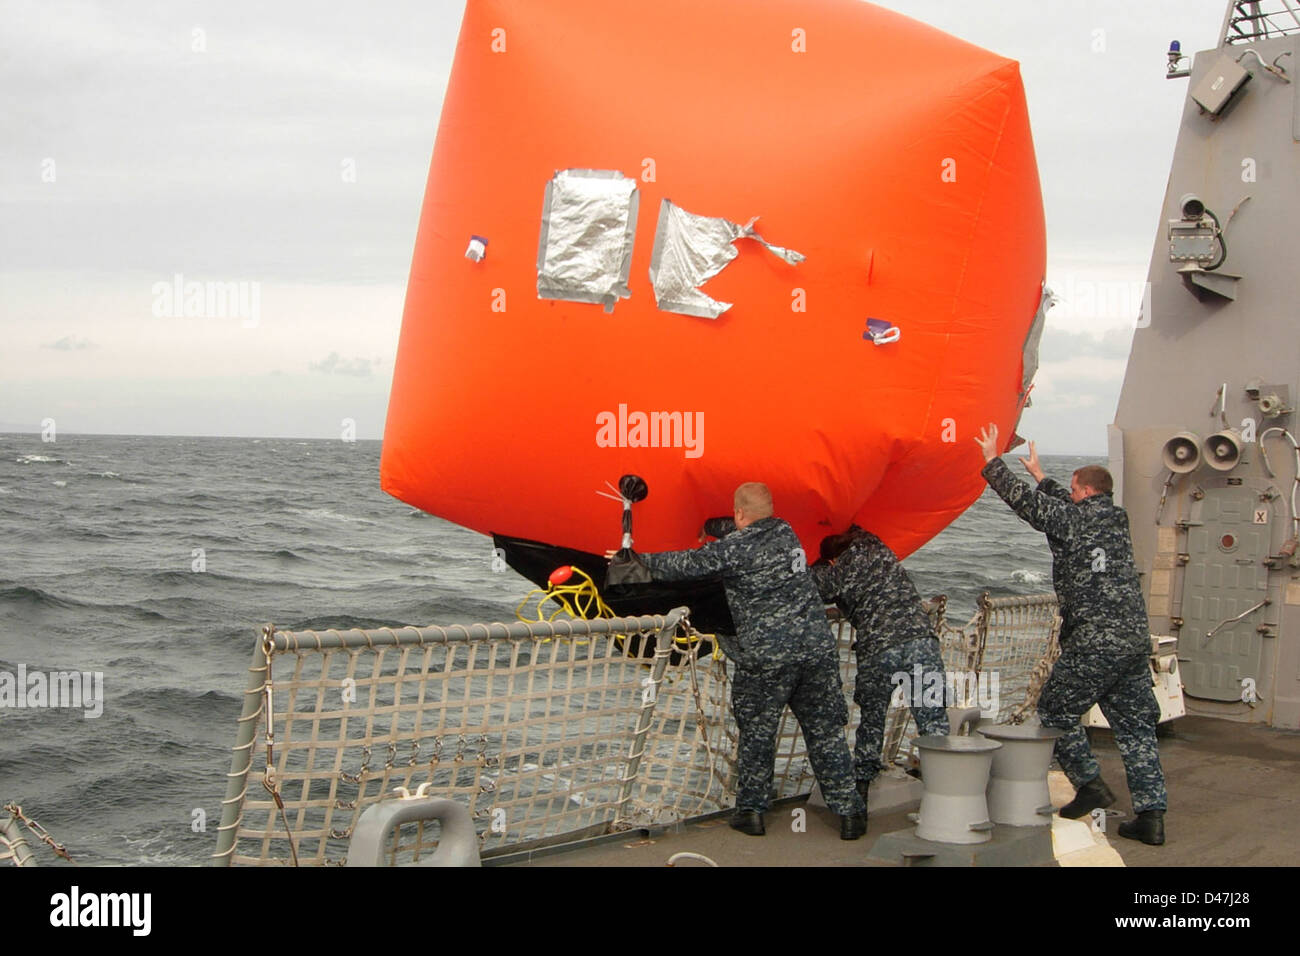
[648, 199, 805, 319]
[1020, 282, 1057, 393]
[536, 169, 639, 312]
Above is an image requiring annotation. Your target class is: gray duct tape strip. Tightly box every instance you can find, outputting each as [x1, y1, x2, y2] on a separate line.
[648, 199, 806, 319]
[1020, 282, 1057, 393]
[536, 169, 639, 313]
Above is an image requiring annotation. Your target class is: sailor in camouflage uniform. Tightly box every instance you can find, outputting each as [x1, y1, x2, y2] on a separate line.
[810, 528, 950, 807]
[1016, 442, 1075, 640]
[976, 424, 1167, 845]
[635, 483, 868, 839]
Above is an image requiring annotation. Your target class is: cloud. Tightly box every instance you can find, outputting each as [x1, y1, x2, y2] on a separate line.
[1032, 391, 1100, 410]
[1036, 354, 1127, 385]
[1039, 323, 1134, 358]
[1027, 325, 1129, 418]
[308, 352, 378, 377]
[42, 335, 97, 351]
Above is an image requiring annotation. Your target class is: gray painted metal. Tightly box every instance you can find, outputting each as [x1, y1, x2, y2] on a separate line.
[1191, 54, 1252, 113]
[912, 734, 1001, 845]
[978, 722, 1063, 827]
[345, 795, 481, 867]
[946, 705, 983, 735]
[266, 611, 684, 651]
[865, 821, 1056, 867]
[1110, 20, 1300, 728]
[1181, 265, 1242, 300]
[1180, 486, 1273, 698]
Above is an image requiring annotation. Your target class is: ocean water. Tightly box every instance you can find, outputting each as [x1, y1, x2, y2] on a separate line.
[0, 433, 1089, 864]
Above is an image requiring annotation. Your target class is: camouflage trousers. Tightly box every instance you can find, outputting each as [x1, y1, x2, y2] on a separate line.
[1038, 635, 1168, 813]
[731, 655, 865, 816]
[854, 636, 950, 783]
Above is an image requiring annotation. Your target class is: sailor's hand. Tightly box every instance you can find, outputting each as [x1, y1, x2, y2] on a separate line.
[604, 549, 618, 560]
[974, 423, 999, 463]
[1018, 440, 1045, 482]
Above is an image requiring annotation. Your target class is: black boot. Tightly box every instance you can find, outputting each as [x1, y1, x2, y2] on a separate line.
[855, 779, 871, 808]
[1118, 810, 1165, 846]
[840, 812, 867, 840]
[729, 810, 765, 836]
[1059, 775, 1115, 819]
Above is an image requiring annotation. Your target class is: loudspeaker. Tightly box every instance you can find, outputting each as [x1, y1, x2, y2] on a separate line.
[1161, 432, 1202, 474]
[1203, 429, 1243, 471]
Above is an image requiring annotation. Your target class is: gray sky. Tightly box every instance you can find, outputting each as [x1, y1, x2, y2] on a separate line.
[1, 0, 1231, 452]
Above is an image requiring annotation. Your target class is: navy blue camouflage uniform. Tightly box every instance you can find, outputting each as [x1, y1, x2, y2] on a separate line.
[640, 517, 865, 817]
[809, 532, 950, 784]
[1037, 476, 1074, 638]
[982, 459, 1167, 813]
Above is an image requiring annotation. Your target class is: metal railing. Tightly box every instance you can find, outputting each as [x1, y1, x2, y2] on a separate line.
[214, 594, 1062, 866]
[1, 809, 38, 868]
[1222, 1, 1300, 44]
[880, 593, 1062, 764]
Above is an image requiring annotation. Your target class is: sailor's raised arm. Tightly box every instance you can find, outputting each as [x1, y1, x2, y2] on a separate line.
[1018, 440, 1047, 483]
[1016, 437, 1075, 503]
[1038, 476, 1071, 502]
[1017, 439, 1070, 501]
[982, 458, 1077, 538]
[976, 424, 1077, 538]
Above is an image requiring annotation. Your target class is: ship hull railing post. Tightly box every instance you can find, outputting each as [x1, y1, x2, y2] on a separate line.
[212, 624, 275, 865]
[1, 809, 38, 867]
[974, 591, 993, 677]
[612, 606, 688, 830]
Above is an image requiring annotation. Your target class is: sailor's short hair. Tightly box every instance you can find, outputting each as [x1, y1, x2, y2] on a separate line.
[1073, 465, 1113, 495]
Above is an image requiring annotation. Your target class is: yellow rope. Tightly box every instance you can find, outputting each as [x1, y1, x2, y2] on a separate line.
[514, 566, 721, 662]
[671, 627, 720, 655]
[515, 566, 615, 626]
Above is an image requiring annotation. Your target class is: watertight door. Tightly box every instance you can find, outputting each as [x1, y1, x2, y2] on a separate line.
[1179, 487, 1271, 701]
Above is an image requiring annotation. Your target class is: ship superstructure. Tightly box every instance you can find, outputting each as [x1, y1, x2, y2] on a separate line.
[1111, 0, 1300, 729]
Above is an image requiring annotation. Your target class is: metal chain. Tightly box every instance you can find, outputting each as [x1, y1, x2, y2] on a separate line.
[259, 630, 300, 867]
[3, 803, 77, 865]
[340, 745, 372, 784]
[680, 614, 710, 739]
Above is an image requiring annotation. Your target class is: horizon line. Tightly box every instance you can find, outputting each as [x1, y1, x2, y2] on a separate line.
[0, 430, 1105, 457]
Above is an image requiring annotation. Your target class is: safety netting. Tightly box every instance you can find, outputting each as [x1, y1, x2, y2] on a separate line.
[214, 595, 1061, 866]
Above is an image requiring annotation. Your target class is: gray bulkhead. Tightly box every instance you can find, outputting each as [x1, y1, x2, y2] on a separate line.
[1111, 16, 1300, 728]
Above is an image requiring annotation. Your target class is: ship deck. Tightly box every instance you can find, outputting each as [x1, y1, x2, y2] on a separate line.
[494, 716, 1300, 867]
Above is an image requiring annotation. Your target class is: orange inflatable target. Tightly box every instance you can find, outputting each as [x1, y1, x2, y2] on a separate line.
[381, 0, 1045, 585]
